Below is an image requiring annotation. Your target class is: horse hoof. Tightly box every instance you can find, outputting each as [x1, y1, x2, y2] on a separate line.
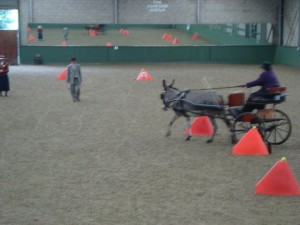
[185, 135, 191, 141]
[206, 139, 213, 143]
[165, 131, 171, 137]
[231, 137, 238, 144]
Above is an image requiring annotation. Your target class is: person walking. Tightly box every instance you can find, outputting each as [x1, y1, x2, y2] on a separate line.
[66, 57, 82, 102]
[63, 27, 69, 41]
[0, 55, 10, 96]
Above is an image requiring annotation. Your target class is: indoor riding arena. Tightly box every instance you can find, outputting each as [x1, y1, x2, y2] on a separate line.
[1, 1, 300, 225]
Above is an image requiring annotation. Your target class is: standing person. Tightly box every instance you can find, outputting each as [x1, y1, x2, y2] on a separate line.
[0, 55, 10, 97]
[240, 61, 280, 112]
[63, 27, 69, 41]
[37, 25, 43, 40]
[66, 58, 82, 102]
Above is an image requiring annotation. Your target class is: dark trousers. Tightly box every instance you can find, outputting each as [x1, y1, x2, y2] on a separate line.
[70, 78, 80, 100]
[242, 89, 268, 112]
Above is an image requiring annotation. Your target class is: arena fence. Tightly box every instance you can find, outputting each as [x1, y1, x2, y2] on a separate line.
[19, 24, 299, 66]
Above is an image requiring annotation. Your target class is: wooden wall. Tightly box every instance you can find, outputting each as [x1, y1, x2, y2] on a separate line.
[0, 30, 18, 64]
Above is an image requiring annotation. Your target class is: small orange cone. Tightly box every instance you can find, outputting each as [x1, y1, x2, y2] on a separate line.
[192, 33, 200, 40]
[119, 28, 124, 33]
[162, 33, 168, 39]
[57, 68, 67, 80]
[185, 116, 214, 136]
[28, 34, 36, 41]
[61, 41, 68, 46]
[89, 30, 97, 37]
[166, 35, 172, 42]
[172, 37, 179, 44]
[106, 42, 113, 47]
[136, 68, 152, 81]
[255, 157, 300, 196]
[123, 30, 129, 36]
[232, 127, 269, 155]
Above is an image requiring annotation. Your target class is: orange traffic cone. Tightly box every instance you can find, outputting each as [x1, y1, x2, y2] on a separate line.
[166, 35, 172, 42]
[162, 33, 168, 39]
[123, 30, 129, 36]
[172, 37, 179, 44]
[119, 28, 124, 34]
[255, 157, 300, 196]
[192, 33, 200, 40]
[136, 68, 152, 81]
[232, 127, 269, 155]
[57, 68, 67, 80]
[28, 34, 36, 41]
[89, 30, 96, 37]
[61, 41, 68, 46]
[185, 116, 214, 136]
[106, 42, 112, 47]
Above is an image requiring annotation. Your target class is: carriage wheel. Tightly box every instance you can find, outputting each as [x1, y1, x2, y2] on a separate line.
[232, 112, 265, 143]
[263, 109, 292, 145]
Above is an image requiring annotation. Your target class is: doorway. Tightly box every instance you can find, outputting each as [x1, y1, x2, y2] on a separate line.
[0, 9, 19, 64]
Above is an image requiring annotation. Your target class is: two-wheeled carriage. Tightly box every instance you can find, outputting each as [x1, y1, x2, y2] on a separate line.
[228, 87, 291, 145]
[160, 79, 292, 145]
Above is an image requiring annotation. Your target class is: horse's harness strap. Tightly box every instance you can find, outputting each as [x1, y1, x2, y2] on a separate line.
[172, 90, 190, 110]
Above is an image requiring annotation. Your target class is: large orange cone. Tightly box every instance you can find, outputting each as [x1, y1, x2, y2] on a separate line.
[106, 42, 113, 47]
[185, 116, 214, 136]
[255, 157, 300, 196]
[192, 33, 200, 40]
[232, 127, 269, 155]
[172, 37, 179, 44]
[61, 41, 68, 46]
[89, 30, 97, 37]
[136, 68, 152, 81]
[57, 68, 67, 80]
[166, 35, 172, 42]
[122, 30, 129, 36]
[28, 34, 36, 41]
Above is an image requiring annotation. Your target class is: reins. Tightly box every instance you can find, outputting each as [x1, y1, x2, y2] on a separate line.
[165, 85, 241, 108]
[189, 85, 241, 91]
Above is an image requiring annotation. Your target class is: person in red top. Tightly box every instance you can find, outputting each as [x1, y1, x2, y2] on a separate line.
[0, 55, 10, 96]
[240, 61, 280, 112]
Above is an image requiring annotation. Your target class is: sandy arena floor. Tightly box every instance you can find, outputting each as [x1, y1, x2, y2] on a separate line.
[0, 63, 300, 225]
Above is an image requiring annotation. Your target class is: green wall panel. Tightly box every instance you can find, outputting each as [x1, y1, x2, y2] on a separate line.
[274, 46, 300, 67]
[20, 46, 109, 64]
[211, 46, 275, 63]
[20, 45, 276, 64]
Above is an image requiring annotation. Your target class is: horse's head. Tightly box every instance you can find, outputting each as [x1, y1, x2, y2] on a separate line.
[160, 79, 180, 111]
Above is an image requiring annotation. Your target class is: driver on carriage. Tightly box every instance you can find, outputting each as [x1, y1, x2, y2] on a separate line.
[239, 61, 280, 112]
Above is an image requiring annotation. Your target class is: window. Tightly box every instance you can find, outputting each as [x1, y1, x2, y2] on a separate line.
[0, 9, 18, 30]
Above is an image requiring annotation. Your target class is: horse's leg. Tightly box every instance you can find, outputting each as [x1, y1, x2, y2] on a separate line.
[207, 116, 218, 143]
[221, 117, 237, 144]
[165, 113, 179, 137]
[185, 116, 192, 141]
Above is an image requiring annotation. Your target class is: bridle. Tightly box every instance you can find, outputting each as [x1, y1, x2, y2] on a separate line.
[161, 86, 181, 110]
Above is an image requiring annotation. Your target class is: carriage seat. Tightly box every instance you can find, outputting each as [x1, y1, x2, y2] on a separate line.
[228, 106, 243, 118]
[250, 87, 287, 104]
